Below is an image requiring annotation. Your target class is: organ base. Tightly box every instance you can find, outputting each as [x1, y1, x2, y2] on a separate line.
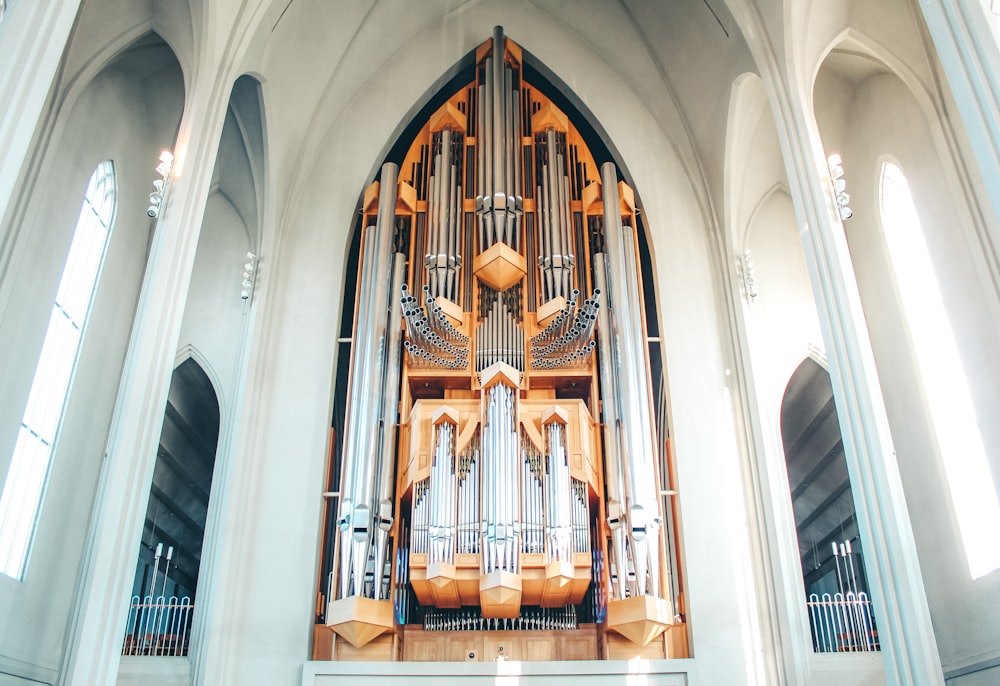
[480, 570, 522, 617]
[606, 595, 674, 647]
[317, 622, 691, 662]
[326, 596, 394, 648]
[402, 624, 599, 662]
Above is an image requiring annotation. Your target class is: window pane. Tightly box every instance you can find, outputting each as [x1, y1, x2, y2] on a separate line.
[0, 160, 116, 579]
[880, 162, 1000, 579]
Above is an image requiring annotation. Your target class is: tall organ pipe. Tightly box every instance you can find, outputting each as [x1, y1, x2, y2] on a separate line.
[481, 383, 520, 574]
[337, 225, 376, 587]
[337, 162, 399, 599]
[599, 161, 661, 597]
[492, 25, 505, 200]
[621, 222, 662, 594]
[371, 252, 406, 600]
[593, 256, 628, 600]
[545, 422, 573, 564]
[428, 422, 456, 566]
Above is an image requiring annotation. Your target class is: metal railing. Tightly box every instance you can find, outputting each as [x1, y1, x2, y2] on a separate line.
[807, 591, 879, 653]
[121, 595, 193, 656]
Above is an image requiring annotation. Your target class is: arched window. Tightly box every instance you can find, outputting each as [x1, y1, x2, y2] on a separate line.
[879, 161, 1000, 579]
[0, 160, 117, 579]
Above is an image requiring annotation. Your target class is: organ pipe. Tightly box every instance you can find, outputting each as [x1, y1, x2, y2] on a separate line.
[545, 421, 573, 565]
[600, 161, 663, 598]
[327, 26, 681, 657]
[337, 162, 399, 600]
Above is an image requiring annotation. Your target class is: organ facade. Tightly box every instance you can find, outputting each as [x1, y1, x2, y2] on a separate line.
[319, 27, 685, 662]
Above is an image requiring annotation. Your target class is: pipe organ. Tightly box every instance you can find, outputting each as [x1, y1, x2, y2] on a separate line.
[322, 27, 686, 661]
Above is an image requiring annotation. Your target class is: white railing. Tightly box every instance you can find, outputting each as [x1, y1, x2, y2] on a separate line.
[121, 595, 193, 656]
[807, 592, 879, 653]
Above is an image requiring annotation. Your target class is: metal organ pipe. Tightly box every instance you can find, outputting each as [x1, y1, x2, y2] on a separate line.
[481, 383, 520, 574]
[371, 252, 406, 600]
[428, 421, 456, 566]
[336, 225, 376, 594]
[545, 422, 573, 565]
[521, 436, 544, 555]
[337, 163, 400, 600]
[599, 161, 662, 598]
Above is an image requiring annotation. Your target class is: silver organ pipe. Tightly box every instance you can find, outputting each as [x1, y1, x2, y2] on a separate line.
[571, 480, 590, 554]
[411, 480, 430, 555]
[600, 161, 662, 598]
[545, 421, 573, 565]
[425, 129, 463, 302]
[457, 433, 480, 555]
[477, 26, 523, 251]
[371, 252, 406, 600]
[481, 382, 520, 574]
[428, 421, 456, 566]
[521, 434, 544, 554]
[337, 162, 399, 600]
[537, 128, 575, 301]
[328, 26, 683, 658]
[593, 256, 629, 600]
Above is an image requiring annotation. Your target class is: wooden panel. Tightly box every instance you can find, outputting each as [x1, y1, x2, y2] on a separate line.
[605, 633, 666, 661]
[482, 634, 519, 661]
[404, 632, 446, 661]
[312, 624, 334, 661]
[400, 627, 599, 662]
[334, 633, 395, 661]
[524, 635, 556, 661]
[561, 633, 598, 661]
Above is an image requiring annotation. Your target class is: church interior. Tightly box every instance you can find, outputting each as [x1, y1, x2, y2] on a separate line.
[1, 1, 1000, 684]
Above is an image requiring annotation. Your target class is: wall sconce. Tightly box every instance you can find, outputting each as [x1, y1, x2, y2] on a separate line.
[146, 150, 174, 218]
[827, 153, 853, 221]
[241, 252, 258, 300]
[739, 249, 758, 301]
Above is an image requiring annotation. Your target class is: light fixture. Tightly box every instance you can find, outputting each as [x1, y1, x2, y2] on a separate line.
[146, 150, 174, 218]
[739, 249, 758, 301]
[827, 153, 854, 221]
[241, 251, 258, 300]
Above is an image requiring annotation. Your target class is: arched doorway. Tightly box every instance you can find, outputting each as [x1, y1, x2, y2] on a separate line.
[781, 358, 876, 652]
[122, 358, 220, 657]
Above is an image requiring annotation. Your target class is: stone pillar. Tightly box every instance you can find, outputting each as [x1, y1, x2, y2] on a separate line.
[777, 87, 945, 686]
[0, 0, 83, 297]
[58, 69, 231, 686]
[917, 0, 1000, 259]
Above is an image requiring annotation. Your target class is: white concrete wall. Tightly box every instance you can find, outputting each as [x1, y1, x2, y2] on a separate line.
[815, 60, 1000, 680]
[5, 1, 1000, 684]
[0, 60, 183, 684]
[176, 191, 252, 405]
[191, 4, 771, 684]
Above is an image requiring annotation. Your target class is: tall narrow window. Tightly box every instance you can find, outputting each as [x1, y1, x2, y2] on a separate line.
[983, 0, 1000, 44]
[879, 161, 1000, 579]
[0, 160, 117, 579]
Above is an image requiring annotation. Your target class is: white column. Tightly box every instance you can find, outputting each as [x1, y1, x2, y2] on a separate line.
[720, 1, 945, 679]
[777, 93, 945, 685]
[57, 70, 231, 686]
[0, 0, 83, 277]
[917, 0, 1000, 253]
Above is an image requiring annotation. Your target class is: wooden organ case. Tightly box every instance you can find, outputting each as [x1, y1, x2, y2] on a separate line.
[318, 27, 687, 663]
